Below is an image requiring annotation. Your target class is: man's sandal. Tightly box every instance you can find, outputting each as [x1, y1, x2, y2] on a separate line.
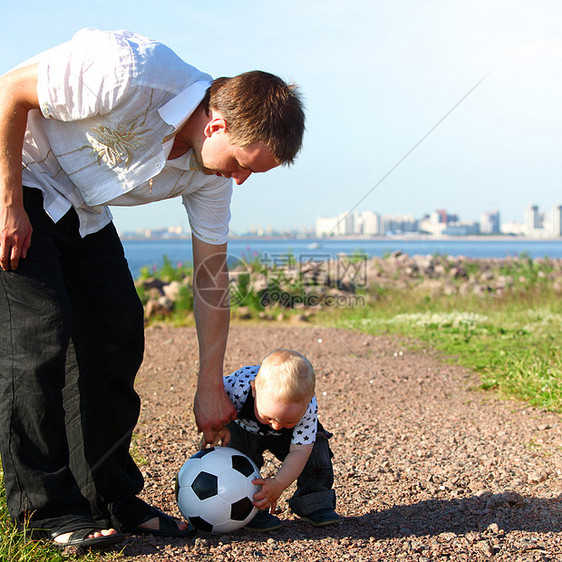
[112, 498, 195, 538]
[127, 506, 196, 538]
[51, 528, 124, 550]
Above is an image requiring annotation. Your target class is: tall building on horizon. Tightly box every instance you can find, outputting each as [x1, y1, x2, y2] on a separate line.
[480, 210, 501, 234]
[316, 213, 354, 236]
[382, 213, 418, 235]
[355, 211, 381, 236]
[552, 204, 562, 237]
[525, 204, 541, 235]
[315, 216, 338, 237]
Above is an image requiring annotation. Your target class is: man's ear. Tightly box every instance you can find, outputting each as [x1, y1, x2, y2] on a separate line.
[203, 114, 227, 138]
[250, 380, 256, 398]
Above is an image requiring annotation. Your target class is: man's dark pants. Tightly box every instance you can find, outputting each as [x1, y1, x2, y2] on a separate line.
[226, 420, 336, 517]
[0, 187, 145, 533]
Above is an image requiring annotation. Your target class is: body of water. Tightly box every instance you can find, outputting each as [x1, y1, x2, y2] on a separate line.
[122, 238, 562, 279]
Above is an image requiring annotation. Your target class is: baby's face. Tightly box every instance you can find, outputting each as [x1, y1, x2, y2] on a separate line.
[252, 384, 308, 431]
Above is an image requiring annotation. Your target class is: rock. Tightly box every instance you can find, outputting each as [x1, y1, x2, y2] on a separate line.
[194, 537, 209, 549]
[290, 313, 309, 323]
[162, 280, 182, 301]
[234, 306, 252, 320]
[157, 296, 174, 311]
[503, 491, 525, 506]
[476, 540, 494, 557]
[141, 277, 166, 292]
[469, 480, 486, 493]
[144, 298, 172, 318]
[472, 284, 485, 296]
[450, 266, 468, 279]
[528, 470, 548, 484]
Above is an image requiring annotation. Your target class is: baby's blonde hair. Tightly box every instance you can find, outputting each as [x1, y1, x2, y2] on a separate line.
[255, 349, 315, 404]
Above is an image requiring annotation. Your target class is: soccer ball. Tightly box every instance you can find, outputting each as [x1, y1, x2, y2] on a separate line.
[175, 447, 261, 534]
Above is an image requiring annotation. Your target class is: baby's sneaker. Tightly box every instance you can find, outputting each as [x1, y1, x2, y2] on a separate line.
[244, 511, 283, 532]
[299, 508, 341, 527]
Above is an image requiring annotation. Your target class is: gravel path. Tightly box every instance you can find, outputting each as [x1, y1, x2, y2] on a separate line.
[105, 324, 562, 561]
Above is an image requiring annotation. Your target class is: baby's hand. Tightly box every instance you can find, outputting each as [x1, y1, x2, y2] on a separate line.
[252, 477, 284, 512]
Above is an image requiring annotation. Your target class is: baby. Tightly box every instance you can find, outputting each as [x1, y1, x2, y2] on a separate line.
[223, 349, 340, 531]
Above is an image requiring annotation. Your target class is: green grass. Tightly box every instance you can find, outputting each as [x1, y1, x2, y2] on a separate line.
[0, 469, 123, 561]
[316, 283, 562, 411]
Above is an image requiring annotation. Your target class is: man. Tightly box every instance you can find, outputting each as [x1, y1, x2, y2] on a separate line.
[0, 28, 304, 549]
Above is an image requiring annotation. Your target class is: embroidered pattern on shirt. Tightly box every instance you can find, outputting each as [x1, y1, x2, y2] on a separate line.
[25, 89, 161, 179]
[84, 88, 156, 171]
[86, 121, 149, 169]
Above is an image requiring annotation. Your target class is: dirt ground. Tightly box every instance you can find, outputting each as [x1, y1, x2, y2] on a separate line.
[102, 323, 562, 561]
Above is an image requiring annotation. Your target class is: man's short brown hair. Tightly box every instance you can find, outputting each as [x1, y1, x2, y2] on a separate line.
[203, 71, 305, 165]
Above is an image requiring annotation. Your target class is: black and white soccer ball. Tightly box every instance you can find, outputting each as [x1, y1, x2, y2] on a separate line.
[175, 446, 261, 534]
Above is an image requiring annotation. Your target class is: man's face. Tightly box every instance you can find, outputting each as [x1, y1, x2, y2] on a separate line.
[196, 118, 279, 185]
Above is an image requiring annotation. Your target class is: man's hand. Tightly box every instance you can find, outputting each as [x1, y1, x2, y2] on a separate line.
[194, 385, 236, 447]
[251, 477, 285, 512]
[0, 204, 32, 271]
[198, 427, 231, 450]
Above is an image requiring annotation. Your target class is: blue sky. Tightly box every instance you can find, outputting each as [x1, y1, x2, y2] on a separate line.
[2, 0, 561, 234]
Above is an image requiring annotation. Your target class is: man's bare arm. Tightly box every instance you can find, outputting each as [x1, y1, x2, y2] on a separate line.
[0, 64, 39, 271]
[191, 235, 236, 446]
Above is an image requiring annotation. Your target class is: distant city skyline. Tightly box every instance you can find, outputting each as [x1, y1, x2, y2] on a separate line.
[315, 202, 562, 238]
[120, 201, 562, 239]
